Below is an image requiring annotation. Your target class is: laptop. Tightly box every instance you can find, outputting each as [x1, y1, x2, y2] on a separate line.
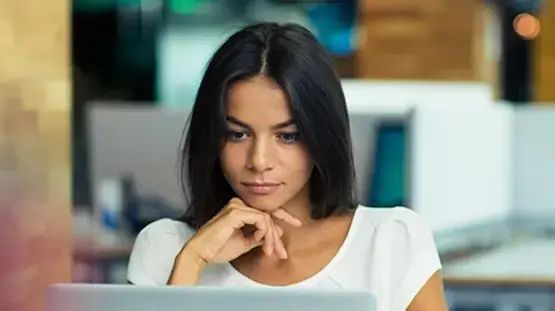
[46, 284, 377, 311]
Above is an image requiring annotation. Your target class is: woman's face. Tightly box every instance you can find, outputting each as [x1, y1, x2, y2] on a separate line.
[220, 75, 313, 213]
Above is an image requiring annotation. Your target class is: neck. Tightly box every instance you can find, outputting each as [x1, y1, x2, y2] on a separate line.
[272, 184, 323, 254]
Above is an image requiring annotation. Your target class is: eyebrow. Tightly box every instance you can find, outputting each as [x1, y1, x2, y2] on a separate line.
[226, 116, 296, 130]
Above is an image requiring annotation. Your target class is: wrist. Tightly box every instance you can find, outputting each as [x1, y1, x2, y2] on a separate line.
[178, 242, 208, 269]
[167, 241, 207, 285]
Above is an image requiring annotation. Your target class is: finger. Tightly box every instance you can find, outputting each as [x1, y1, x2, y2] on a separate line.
[271, 209, 303, 227]
[263, 214, 274, 256]
[267, 219, 278, 258]
[228, 204, 274, 256]
[224, 200, 247, 215]
[222, 197, 249, 215]
[226, 209, 268, 239]
[244, 235, 265, 252]
[272, 222, 288, 259]
[254, 226, 266, 241]
[228, 197, 246, 206]
[275, 224, 284, 237]
[244, 224, 265, 252]
[228, 202, 299, 232]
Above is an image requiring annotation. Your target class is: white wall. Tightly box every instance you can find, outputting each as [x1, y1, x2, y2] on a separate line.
[342, 80, 513, 232]
[88, 104, 190, 211]
[411, 103, 513, 232]
[342, 79, 494, 114]
[513, 105, 555, 218]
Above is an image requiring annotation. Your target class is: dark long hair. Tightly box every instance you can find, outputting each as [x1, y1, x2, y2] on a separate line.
[179, 22, 357, 228]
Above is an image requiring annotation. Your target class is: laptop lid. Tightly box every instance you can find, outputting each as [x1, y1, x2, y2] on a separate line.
[47, 284, 376, 311]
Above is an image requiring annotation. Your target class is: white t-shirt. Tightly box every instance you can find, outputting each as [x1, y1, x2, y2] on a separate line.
[127, 206, 442, 311]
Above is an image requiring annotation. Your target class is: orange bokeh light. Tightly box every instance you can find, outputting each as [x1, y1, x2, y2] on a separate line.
[513, 13, 541, 40]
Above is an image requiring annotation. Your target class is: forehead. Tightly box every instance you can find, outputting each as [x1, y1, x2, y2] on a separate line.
[226, 75, 293, 126]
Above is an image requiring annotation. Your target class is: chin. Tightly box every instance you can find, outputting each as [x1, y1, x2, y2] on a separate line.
[239, 194, 287, 212]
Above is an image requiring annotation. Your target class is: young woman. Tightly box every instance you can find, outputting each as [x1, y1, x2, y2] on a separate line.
[127, 22, 447, 310]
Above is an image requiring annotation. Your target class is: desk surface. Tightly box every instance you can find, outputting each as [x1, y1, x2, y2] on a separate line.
[442, 238, 555, 286]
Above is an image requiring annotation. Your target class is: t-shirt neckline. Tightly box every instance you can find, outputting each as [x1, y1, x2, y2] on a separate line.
[223, 206, 363, 288]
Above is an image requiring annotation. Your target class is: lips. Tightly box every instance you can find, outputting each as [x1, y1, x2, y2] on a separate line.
[241, 181, 282, 195]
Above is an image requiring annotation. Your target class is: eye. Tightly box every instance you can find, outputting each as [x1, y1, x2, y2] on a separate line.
[278, 132, 300, 144]
[226, 130, 249, 142]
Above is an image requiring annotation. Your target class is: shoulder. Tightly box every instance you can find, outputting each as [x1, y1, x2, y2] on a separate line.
[127, 218, 195, 285]
[358, 206, 438, 272]
[356, 206, 432, 234]
[354, 206, 442, 310]
[137, 218, 195, 242]
[132, 218, 195, 258]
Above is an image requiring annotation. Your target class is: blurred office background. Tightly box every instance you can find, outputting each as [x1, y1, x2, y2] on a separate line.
[2, 0, 555, 310]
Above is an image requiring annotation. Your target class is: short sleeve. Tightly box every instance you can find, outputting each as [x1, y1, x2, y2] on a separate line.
[389, 208, 442, 310]
[127, 218, 194, 285]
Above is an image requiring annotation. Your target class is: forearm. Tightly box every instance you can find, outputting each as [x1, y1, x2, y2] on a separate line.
[167, 246, 207, 285]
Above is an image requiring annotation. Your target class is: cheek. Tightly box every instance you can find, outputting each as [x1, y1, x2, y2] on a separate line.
[219, 144, 244, 180]
[283, 148, 313, 182]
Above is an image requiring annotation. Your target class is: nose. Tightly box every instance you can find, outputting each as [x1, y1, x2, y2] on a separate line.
[246, 136, 274, 173]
